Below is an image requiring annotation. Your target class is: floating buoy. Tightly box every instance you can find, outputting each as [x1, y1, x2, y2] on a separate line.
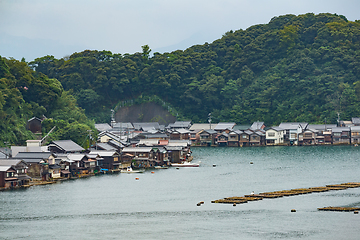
[250, 162, 254, 164]
[135, 177, 139, 180]
[176, 167, 180, 170]
[197, 203, 201, 206]
[200, 201, 204, 204]
[213, 164, 216, 167]
[291, 209, 296, 212]
[151, 171, 155, 174]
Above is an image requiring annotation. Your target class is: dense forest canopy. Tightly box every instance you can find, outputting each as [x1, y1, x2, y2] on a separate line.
[2, 13, 360, 146]
[0, 57, 96, 146]
[29, 13, 360, 125]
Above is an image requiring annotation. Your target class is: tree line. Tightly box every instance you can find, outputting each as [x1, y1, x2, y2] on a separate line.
[2, 13, 360, 146]
[0, 57, 96, 146]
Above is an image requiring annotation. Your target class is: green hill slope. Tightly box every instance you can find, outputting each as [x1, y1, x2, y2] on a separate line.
[0, 57, 96, 146]
[29, 13, 360, 124]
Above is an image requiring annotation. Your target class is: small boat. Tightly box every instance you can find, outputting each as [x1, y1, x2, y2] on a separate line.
[154, 166, 169, 169]
[121, 166, 145, 173]
[171, 161, 200, 167]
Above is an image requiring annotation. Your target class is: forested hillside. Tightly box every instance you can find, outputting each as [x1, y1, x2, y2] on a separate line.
[0, 57, 96, 146]
[28, 13, 360, 124]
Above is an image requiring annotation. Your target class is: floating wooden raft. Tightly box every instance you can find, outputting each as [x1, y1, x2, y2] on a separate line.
[211, 182, 360, 205]
[318, 207, 360, 212]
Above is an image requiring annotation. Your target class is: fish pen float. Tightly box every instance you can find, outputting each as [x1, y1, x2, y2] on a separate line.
[211, 182, 360, 206]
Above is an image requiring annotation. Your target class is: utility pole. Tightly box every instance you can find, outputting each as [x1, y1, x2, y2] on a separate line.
[111, 109, 115, 128]
[208, 113, 212, 129]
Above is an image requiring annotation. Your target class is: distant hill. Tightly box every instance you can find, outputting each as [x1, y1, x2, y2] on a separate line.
[29, 13, 360, 125]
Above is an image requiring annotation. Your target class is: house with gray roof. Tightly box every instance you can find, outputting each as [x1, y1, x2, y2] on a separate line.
[217, 132, 229, 146]
[48, 140, 85, 153]
[88, 151, 121, 170]
[331, 127, 351, 144]
[93, 142, 117, 151]
[133, 122, 161, 131]
[94, 123, 112, 132]
[350, 126, 360, 144]
[170, 128, 190, 140]
[112, 122, 134, 130]
[307, 124, 337, 132]
[189, 129, 203, 146]
[190, 123, 212, 131]
[214, 122, 236, 133]
[278, 122, 308, 145]
[228, 130, 242, 147]
[0, 159, 31, 188]
[249, 130, 264, 146]
[199, 129, 217, 146]
[167, 121, 192, 130]
[121, 147, 156, 167]
[14, 152, 56, 180]
[239, 130, 252, 147]
[266, 127, 285, 145]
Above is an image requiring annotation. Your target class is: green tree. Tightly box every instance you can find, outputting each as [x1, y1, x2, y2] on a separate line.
[141, 45, 151, 60]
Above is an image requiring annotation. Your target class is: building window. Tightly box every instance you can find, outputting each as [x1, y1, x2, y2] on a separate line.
[6, 172, 14, 178]
[268, 132, 275, 137]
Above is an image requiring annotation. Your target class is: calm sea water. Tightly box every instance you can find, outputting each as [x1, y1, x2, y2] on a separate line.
[1, 146, 360, 240]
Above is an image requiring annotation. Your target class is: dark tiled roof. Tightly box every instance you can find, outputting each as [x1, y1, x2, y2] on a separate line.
[201, 129, 217, 134]
[0, 159, 25, 166]
[167, 121, 192, 128]
[95, 143, 117, 151]
[133, 122, 160, 130]
[112, 122, 134, 129]
[307, 124, 337, 130]
[50, 140, 85, 152]
[14, 152, 54, 159]
[331, 127, 350, 132]
[94, 123, 112, 132]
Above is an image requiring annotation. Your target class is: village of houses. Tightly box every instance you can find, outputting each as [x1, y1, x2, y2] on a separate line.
[1, 117, 360, 190]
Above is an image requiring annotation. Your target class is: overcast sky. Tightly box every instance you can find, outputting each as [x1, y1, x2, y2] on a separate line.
[0, 0, 359, 61]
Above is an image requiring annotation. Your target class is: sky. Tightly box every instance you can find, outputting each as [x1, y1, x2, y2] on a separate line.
[0, 0, 359, 62]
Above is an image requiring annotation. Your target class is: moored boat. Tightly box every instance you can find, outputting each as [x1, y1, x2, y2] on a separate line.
[121, 166, 145, 173]
[154, 166, 169, 169]
[171, 161, 200, 167]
